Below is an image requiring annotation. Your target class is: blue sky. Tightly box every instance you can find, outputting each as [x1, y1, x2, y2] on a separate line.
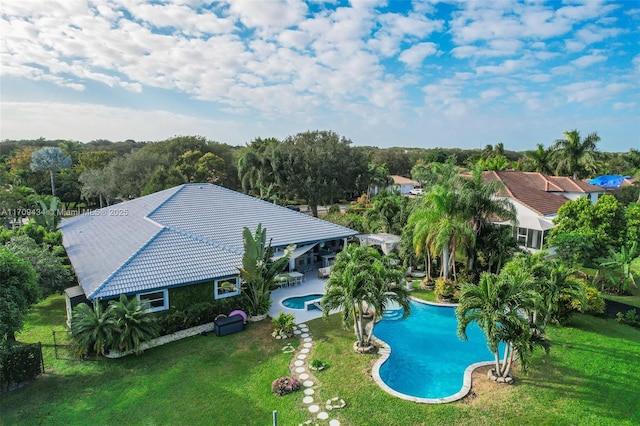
[1, 0, 639, 152]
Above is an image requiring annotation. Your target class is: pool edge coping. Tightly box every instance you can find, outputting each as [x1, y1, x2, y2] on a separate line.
[370, 297, 495, 404]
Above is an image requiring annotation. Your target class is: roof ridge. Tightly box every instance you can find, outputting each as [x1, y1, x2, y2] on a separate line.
[146, 184, 187, 217]
[163, 225, 244, 256]
[192, 183, 357, 235]
[88, 227, 167, 299]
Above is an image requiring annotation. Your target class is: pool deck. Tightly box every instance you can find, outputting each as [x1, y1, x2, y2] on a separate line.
[269, 268, 329, 324]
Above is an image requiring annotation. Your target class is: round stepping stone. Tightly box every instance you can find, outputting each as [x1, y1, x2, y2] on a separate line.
[294, 360, 304, 367]
[303, 337, 312, 342]
[308, 405, 320, 413]
[297, 354, 307, 360]
[300, 327, 309, 332]
[317, 412, 329, 420]
[295, 367, 305, 373]
[299, 373, 309, 380]
[300, 348, 310, 354]
[329, 420, 341, 426]
[303, 343, 313, 348]
[303, 396, 314, 404]
[304, 388, 315, 395]
[294, 330, 302, 335]
[303, 380, 314, 387]
[301, 333, 309, 338]
[298, 323, 307, 328]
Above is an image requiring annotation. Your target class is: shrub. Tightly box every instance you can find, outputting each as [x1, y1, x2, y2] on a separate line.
[328, 204, 341, 215]
[616, 309, 640, 328]
[271, 312, 295, 338]
[0, 342, 43, 392]
[570, 285, 605, 315]
[271, 377, 301, 396]
[434, 278, 455, 301]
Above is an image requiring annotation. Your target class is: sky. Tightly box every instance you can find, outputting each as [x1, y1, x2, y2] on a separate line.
[1, 0, 639, 152]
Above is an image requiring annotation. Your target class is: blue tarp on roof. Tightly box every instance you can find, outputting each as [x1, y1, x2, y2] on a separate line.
[588, 175, 630, 188]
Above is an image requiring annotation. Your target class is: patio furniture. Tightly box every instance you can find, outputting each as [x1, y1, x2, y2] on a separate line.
[289, 271, 304, 286]
[318, 266, 331, 278]
[214, 314, 244, 336]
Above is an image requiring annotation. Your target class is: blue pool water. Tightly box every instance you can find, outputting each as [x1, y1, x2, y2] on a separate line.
[374, 300, 500, 400]
[282, 294, 323, 310]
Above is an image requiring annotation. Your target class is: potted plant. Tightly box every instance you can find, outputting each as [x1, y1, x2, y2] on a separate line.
[271, 312, 295, 339]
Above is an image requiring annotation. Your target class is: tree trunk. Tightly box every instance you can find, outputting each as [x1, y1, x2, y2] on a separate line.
[442, 246, 450, 279]
[310, 203, 318, 217]
[50, 169, 56, 197]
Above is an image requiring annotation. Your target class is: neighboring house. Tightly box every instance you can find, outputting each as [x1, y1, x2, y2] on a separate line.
[61, 184, 357, 319]
[372, 175, 419, 196]
[483, 171, 605, 252]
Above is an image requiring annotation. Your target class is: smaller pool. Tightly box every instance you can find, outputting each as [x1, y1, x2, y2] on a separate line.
[282, 294, 323, 310]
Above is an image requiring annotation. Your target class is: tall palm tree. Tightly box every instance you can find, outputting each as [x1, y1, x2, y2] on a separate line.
[321, 244, 410, 353]
[523, 143, 554, 174]
[366, 163, 393, 201]
[30, 147, 72, 196]
[554, 129, 601, 179]
[458, 166, 516, 271]
[409, 184, 474, 280]
[456, 271, 547, 380]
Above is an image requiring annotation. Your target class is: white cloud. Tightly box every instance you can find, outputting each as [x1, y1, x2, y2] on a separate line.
[613, 102, 636, 110]
[399, 42, 437, 68]
[561, 81, 631, 104]
[571, 53, 607, 68]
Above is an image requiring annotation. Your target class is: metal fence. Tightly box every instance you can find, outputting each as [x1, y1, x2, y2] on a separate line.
[52, 330, 76, 360]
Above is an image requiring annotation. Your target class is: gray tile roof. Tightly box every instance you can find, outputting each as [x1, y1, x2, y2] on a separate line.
[61, 184, 357, 300]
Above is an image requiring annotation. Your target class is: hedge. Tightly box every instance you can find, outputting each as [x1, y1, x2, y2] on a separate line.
[0, 342, 44, 392]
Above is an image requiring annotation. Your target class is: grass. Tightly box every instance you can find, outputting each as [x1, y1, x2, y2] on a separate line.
[3, 294, 640, 425]
[1, 295, 306, 426]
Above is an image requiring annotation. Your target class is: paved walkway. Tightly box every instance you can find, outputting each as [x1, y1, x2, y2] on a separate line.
[285, 323, 344, 426]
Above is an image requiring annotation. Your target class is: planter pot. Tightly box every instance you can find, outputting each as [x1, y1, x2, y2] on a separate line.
[248, 313, 268, 322]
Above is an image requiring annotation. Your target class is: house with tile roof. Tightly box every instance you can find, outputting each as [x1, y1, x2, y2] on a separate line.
[372, 175, 419, 196]
[482, 171, 605, 251]
[61, 184, 357, 319]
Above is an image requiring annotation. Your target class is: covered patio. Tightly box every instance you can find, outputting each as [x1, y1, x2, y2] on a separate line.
[269, 268, 331, 323]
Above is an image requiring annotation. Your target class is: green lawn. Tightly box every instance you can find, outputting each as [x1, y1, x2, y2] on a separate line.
[2, 295, 640, 425]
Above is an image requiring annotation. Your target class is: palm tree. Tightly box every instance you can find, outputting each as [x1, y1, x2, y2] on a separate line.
[522, 143, 554, 174]
[366, 163, 393, 201]
[554, 129, 601, 179]
[109, 295, 161, 355]
[458, 165, 516, 271]
[30, 147, 72, 197]
[409, 184, 474, 280]
[321, 244, 410, 353]
[70, 301, 116, 356]
[456, 271, 547, 380]
[238, 224, 294, 317]
[597, 242, 639, 294]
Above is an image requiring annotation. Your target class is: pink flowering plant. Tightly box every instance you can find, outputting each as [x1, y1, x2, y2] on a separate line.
[271, 377, 301, 396]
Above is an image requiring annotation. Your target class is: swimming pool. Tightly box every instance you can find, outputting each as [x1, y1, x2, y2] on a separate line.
[373, 300, 501, 403]
[281, 294, 323, 310]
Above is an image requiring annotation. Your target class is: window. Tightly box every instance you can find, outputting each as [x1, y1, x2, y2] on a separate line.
[517, 227, 528, 246]
[137, 290, 168, 312]
[215, 277, 240, 299]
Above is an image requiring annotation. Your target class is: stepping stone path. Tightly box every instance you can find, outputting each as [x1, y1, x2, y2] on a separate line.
[284, 324, 344, 426]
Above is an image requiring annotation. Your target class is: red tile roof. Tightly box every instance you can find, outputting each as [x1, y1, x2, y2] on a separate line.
[482, 171, 603, 215]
